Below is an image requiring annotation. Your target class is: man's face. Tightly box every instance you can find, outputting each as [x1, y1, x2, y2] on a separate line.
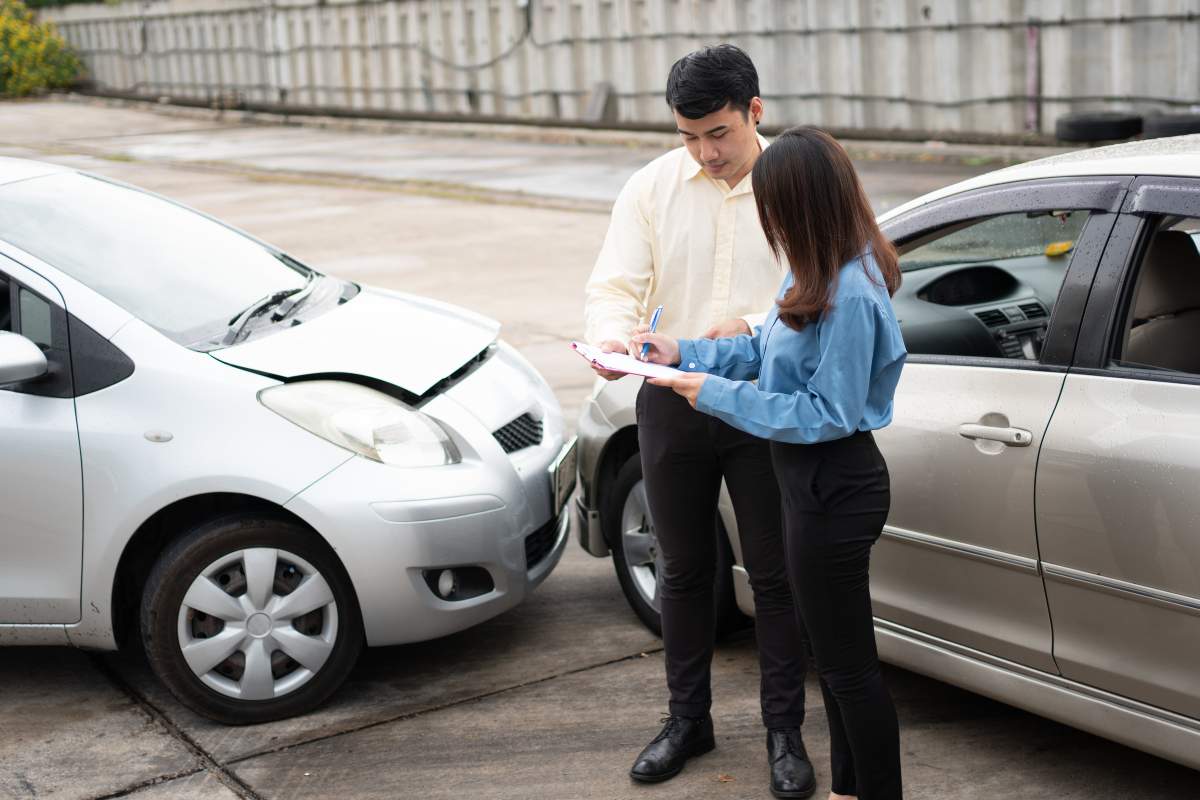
[674, 97, 764, 186]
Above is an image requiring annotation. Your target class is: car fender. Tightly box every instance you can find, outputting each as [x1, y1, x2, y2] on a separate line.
[67, 319, 353, 649]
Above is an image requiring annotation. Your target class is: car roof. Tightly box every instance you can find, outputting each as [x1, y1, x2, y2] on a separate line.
[880, 134, 1200, 223]
[0, 157, 74, 187]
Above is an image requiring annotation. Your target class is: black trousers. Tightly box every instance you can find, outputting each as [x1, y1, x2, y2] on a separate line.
[771, 431, 902, 800]
[636, 382, 808, 729]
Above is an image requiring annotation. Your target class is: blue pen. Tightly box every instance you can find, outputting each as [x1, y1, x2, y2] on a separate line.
[641, 304, 664, 360]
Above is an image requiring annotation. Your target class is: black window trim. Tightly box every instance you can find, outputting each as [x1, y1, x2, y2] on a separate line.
[1, 275, 12, 333]
[1072, 174, 1200, 386]
[0, 277, 74, 398]
[880, 175, 1131, 370]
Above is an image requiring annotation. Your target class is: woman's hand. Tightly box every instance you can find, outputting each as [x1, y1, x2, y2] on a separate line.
[629, 325, 681, 365]
[647, 372, 707, 408]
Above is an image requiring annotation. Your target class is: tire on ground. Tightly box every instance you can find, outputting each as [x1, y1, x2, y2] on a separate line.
[140, 514, 364, 725]
[1055, 112, 1143, 143]
[605, 453, 745, 639]
[1143, 113, 1200, 139]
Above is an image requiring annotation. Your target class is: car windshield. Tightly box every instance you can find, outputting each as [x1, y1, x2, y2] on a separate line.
[0, 172, 315, 347]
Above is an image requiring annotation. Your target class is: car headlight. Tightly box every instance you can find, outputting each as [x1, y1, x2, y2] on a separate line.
[259, 380, 461, 467]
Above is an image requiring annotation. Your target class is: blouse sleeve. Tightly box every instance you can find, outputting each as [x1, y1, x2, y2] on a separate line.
[694, 297, 894, 442]
[675, 327, 763, 381]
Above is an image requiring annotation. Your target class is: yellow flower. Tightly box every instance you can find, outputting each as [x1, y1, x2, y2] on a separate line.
[0, 0, 78, 96]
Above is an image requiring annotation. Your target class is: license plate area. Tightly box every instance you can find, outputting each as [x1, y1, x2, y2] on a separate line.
[550, 437, 578, 514]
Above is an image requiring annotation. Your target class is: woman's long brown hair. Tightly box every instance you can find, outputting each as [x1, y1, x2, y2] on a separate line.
[752, 126, 901, 331]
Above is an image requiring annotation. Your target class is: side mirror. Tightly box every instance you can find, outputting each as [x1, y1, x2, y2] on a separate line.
[0, 331, 49, 385]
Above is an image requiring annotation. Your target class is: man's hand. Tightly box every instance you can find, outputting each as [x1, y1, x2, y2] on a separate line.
[647, 372, 707, 409]
[592, 339, 629, 381]
[701, 317, 752, 339]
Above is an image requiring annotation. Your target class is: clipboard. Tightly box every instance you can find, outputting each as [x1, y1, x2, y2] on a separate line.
[571, 341, 685, 380]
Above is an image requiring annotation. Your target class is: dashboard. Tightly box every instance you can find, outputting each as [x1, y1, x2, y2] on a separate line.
[894, 254, 1068, 360]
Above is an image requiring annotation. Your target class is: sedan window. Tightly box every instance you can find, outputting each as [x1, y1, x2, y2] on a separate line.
[896, 210, 1091, 361]
[1116, 217, 1200, 375]
[17, 289, 53, 348]
[900, 211, 1089, 271]
[0, 173, 314, 348]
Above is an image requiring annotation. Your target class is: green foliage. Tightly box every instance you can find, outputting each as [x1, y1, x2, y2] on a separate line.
[24, 1, 110, 8]
[0, 0, 82, 97]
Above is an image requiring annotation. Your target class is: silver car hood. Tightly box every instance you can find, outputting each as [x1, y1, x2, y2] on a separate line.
[211, 286, 500, 397]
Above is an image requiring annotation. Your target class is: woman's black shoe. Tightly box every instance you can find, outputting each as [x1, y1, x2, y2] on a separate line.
[767, 728, 816, 798]
[629, 714, 716, 783]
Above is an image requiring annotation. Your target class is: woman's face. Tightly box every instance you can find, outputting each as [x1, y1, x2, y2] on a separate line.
[674, 97, 764, 187]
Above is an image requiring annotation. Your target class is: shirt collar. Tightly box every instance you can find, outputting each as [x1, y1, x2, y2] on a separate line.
[683, 132, 771, 191]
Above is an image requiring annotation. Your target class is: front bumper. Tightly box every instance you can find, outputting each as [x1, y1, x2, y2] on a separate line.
[574, 495, 606, 558]
[285, 366, 571, 647]
[288, 453, 569, 647]
[574, 392, 620, 557]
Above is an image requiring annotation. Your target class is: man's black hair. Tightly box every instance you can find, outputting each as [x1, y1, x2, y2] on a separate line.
[665, 44, 760, 120]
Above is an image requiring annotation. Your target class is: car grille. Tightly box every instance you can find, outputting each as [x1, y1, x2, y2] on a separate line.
[493, 413, 543, 454]
[524, 515, 559, 569]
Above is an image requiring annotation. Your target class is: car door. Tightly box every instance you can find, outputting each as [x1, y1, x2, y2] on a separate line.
[871, 176, 1127, 672]
[0, 255, 83, 624]
[1037, 176, 1200, 719]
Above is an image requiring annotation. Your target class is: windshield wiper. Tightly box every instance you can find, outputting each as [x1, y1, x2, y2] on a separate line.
[270, 273, 320, 321]
[222, 283, 307, 346]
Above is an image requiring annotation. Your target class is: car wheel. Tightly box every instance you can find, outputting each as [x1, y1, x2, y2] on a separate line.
[1055, 111, 1143, 143]
[606, 454, 742, 638]
[140, 515, 363, 724]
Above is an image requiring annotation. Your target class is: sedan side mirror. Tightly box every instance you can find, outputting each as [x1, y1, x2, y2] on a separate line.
[0, 330, 49, 385]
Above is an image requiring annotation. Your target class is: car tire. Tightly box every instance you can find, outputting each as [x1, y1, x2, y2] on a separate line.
[1143, 113, 1200, 139]
[140, 514, 363, 725]
[1055, 111, 1143, 143]
[606, 454, 743, 638]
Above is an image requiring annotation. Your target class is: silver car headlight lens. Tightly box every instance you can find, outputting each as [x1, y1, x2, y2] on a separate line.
[259, 380, 460, 467]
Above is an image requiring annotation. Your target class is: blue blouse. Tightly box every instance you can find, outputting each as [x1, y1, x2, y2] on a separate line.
[676, 253, 907, 444]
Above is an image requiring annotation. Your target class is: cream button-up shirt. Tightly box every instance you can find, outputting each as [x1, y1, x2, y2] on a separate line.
[584, 134, 785, 346]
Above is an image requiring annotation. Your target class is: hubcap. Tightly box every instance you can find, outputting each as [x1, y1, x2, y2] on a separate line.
[246, 613, 271, 638]
[176, 547, 339, 701]
[620, 479, 662, 612]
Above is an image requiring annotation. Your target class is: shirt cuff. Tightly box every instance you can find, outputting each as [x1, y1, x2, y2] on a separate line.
[677, 339, 703, 371]
[695, 374, 730, 416]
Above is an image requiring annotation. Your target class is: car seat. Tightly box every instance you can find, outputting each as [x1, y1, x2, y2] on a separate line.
[1124, 229, 1200, 373]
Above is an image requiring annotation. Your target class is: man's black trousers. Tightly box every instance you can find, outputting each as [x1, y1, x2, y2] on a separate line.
[636, 382, 808, 729]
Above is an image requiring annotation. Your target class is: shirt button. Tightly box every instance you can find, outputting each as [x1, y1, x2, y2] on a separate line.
[688, 362, 696, 369]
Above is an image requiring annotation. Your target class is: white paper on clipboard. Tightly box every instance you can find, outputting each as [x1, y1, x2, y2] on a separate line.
[570, 341, 685, 380]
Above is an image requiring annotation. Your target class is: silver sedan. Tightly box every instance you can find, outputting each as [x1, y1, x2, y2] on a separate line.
[0, 158, 574, 723]
[573, 135, 1200, 771]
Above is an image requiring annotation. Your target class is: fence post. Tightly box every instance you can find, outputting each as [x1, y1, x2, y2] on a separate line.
[1025, 18, 1041, 134]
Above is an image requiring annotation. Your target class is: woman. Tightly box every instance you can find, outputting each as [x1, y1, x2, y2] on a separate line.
[632, 126, 906, 800]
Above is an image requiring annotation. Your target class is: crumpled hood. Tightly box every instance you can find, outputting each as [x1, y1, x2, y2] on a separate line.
[211, 286, 500, 397]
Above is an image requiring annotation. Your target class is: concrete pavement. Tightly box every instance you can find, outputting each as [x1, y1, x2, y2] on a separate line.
[0, 99, 1196, 799]
[4, 96, 1011, 214]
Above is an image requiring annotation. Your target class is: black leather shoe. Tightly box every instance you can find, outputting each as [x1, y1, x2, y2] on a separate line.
[767, 728, 816, 799]
[629, 714, 716, 783]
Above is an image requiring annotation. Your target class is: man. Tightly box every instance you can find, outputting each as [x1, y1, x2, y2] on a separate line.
[584, 44, 815, 799]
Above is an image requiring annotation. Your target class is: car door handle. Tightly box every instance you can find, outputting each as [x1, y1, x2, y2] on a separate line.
[958, 423, 1033, 447]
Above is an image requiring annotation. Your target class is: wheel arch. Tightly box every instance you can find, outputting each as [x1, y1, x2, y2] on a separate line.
[110, 492, 358, 648]
[592, 424, 639, 548]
